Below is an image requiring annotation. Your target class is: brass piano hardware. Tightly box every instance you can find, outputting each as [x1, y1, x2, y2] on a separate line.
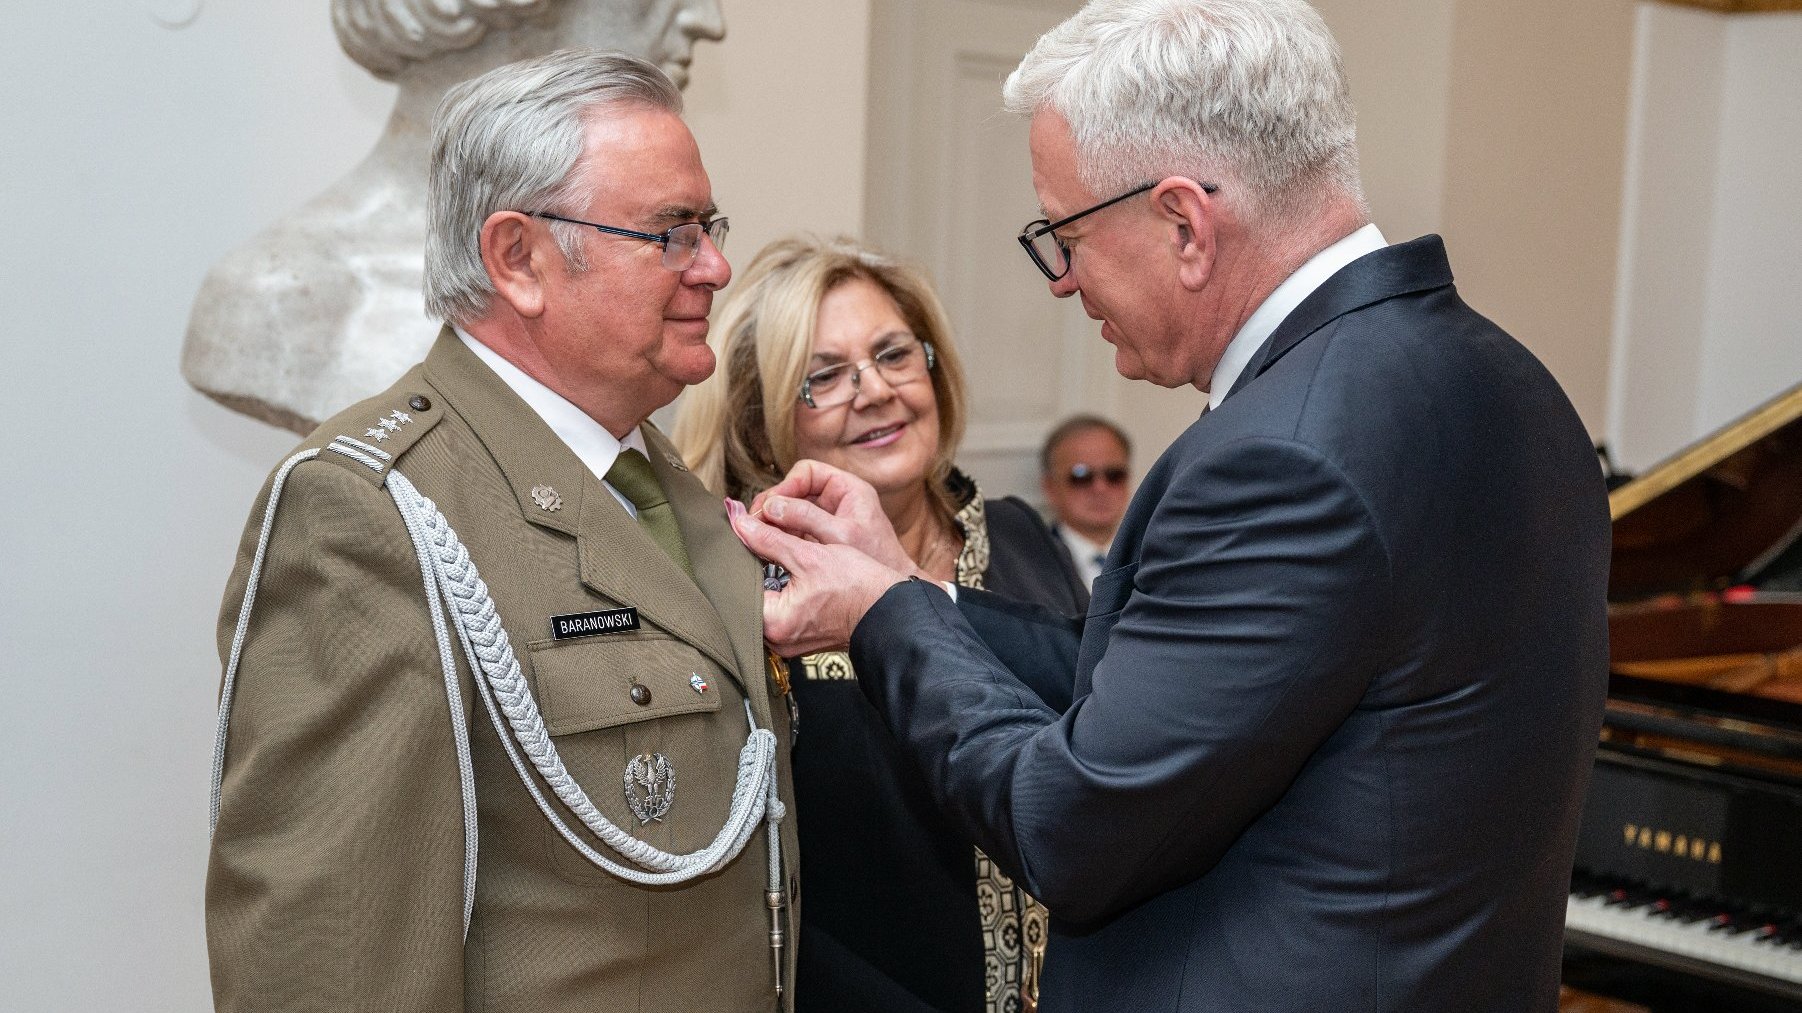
[1609, 382, 1802, 522]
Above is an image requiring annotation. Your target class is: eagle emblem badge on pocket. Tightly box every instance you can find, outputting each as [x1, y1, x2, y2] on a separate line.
[624, 752, 675, 825]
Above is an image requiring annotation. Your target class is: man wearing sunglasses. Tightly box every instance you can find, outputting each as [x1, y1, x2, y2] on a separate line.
[1039, 415, 1133, 589]
[207, 51, 798, 1012]
[733, 1, 1610, 1010]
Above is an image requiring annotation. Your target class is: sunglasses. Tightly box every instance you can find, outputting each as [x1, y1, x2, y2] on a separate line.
[1065, 463, 1128, 488]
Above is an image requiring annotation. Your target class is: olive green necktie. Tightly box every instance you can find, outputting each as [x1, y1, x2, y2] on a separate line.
[604, 448, 693, 578]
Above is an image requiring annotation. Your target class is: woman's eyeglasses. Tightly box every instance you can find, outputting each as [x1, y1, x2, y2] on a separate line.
[798, 338, 937, 410]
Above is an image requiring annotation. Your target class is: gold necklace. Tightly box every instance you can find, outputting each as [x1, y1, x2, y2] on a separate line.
[915, 525, 961, 579]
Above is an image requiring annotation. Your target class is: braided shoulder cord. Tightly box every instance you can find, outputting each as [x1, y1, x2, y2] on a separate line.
[210, 448, 482, 933]
[384, 470, 782, 886]
[212, 454, 783, 942]
[211, 449, 320, 834]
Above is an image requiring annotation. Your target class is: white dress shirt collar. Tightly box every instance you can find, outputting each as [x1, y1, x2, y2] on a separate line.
[1206, 223, 1387, 410]
[454, 326, 647, 511]
[1055, 524, 1109, 590]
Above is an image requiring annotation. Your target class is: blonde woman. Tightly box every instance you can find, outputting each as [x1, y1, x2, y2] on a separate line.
[676, 236, 1086, 1013]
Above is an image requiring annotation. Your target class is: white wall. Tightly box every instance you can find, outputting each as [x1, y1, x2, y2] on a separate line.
[1608, 2, 1727, 468]
[1698, 13, 1802, 439]
[0, 3, 865, 1008]
[0, 8, 383, 1010]
[1609, 4, 1802, 470]
[682, 1, 871, 282]
[1312, 0, 1458, 243]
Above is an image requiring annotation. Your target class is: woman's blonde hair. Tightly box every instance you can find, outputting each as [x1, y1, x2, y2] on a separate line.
[674, 235, 968, 510]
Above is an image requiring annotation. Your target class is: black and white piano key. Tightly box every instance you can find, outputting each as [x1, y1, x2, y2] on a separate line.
[1567, 891, 1802, 989]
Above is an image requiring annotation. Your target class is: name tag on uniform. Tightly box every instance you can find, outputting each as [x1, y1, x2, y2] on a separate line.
[550, 607, 641, 640]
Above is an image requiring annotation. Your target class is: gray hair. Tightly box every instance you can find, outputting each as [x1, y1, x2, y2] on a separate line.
[331, 0, 553, 80]
[1002, 0, 1364, 223]
[423, 48, 683, 325]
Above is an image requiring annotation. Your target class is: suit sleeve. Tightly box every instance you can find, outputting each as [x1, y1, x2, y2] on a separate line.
[954, 586, 1082, 713]
[207, 460, 468, 1011]
[851, 437, 1392, 925]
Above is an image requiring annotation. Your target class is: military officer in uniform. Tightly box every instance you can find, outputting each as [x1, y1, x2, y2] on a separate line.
[206, 50, 798, 1011]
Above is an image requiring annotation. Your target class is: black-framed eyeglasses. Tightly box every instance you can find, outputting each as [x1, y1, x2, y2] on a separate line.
[1016, 179, 1217, 282]
[529, 212, 729, 272]
[798, 338, 937, 410]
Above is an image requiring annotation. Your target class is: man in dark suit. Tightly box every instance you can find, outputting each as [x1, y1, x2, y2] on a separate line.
[731, 1, 1611, 1010]
[1040, 414, 1134, 589]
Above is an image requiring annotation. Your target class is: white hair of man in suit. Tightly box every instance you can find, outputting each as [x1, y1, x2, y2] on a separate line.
[333, 0, 724, 87]
[423, 49, 683, 324]
[1003, 0, 1367, 228]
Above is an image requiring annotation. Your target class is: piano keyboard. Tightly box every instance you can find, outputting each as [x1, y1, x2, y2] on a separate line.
[1566, 876, 1802, 996]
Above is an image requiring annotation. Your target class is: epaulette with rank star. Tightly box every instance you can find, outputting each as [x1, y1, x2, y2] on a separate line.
[313, 387, 444, 485]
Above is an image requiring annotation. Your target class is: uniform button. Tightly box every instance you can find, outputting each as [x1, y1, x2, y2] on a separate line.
[409, 395, 432, 411]
[629, 683, 652, 706]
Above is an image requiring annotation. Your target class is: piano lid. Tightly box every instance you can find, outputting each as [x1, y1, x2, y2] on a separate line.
[1610, 381, 1802, 602]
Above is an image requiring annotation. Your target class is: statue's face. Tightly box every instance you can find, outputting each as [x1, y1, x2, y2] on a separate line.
[559, 0, 726, 89]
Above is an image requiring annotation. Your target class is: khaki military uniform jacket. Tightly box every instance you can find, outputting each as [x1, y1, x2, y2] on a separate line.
[208, 330, 799, 1012]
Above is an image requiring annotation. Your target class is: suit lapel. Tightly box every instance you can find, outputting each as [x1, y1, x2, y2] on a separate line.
[1225, 234, 1456, 401]
[421, 330, 739, 678]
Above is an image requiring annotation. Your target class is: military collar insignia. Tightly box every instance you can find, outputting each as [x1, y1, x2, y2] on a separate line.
[663, 451, 690, 473]
[531, 485, 563, 512]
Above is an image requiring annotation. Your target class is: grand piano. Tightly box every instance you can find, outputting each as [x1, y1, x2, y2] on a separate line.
[1562, 381, 1802, 1011]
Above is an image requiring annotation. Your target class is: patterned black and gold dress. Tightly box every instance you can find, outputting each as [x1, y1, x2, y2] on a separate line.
[790, 470, 1088, 1013]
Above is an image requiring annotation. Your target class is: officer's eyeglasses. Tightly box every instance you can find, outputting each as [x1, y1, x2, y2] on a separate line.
[799, 338, 937, 410]
[1016, 180, 1216, 282]
[1064, 463, 1129, 488]
[529, 212, 729, 272]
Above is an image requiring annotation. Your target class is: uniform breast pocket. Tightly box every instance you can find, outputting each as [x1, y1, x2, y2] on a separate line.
[1087, 560, 1139, 618]
[527, 633, 724, 735]
[522, 634, 737, 886]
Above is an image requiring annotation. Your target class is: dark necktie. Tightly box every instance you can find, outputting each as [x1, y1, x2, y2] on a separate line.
[604, 448, 693, 578]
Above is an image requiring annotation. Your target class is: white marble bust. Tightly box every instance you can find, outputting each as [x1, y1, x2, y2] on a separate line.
[182, 0, 725, 433]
